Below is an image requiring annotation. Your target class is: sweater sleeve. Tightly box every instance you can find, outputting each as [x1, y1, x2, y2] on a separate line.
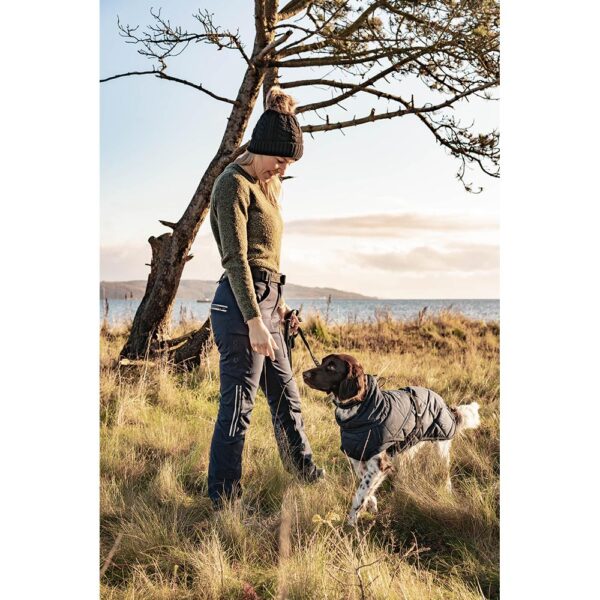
[213, 174, 261, 322]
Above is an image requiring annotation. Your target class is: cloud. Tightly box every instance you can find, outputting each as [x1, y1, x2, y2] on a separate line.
[100, 242, 498, 298]
[354, 243, 499, 274]
[285, 213, 498, 237]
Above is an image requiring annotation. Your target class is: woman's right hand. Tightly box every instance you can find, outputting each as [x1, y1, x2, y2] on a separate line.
[247, 316, 279, 360]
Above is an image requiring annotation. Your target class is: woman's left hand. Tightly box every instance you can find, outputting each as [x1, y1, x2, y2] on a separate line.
[279, 306, 300, 334]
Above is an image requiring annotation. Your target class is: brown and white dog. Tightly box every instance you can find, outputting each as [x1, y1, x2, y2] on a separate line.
[303, 353, 480, 525]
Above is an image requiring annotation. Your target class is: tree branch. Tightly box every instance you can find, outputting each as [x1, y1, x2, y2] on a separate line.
[278, 0, 313, 22]
[294, 46, 445, 113]
[298, 76, 493, 117]
[100, 70, 157, 83]
[271, 45, 420, 68]
[255, 29, 294, 61]
[300, 81, 496, 130]
[380, 1, 457, 36]
[337, 0, 385, 38]
[117, 8, 253, 69]
[100, 70, 237, 105]
[159, 220, 177, 229]
[302, 106, 408, 132]
[277, 0, 354, 56]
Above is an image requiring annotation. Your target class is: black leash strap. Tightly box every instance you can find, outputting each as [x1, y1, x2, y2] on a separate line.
[284, 309, 320, 369]
[296, 327, 321, 367]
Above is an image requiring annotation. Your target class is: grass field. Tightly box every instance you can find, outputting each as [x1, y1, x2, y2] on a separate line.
[100, 311, 499, 599]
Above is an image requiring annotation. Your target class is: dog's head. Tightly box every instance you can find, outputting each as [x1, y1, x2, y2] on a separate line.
[303, 353, 366, 405]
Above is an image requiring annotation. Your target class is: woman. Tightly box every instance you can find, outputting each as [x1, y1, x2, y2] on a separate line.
[207, 87, 323, 505]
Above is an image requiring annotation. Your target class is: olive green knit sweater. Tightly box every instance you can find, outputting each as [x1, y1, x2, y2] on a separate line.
[210, 163, 284, 322]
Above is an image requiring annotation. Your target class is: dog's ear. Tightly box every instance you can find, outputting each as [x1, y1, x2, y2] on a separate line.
[338, 360, 366, 402]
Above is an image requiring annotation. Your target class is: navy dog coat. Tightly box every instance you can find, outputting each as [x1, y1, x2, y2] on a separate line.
[335, 375, 458, 461]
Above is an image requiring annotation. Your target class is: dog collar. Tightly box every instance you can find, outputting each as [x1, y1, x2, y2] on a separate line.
[331, 395, 363, 409]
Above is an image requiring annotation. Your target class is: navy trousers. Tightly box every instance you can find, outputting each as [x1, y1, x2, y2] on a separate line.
[207, 275, 314, 503]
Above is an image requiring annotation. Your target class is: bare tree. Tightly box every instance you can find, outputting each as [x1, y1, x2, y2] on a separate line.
[101, 0, 499, 364]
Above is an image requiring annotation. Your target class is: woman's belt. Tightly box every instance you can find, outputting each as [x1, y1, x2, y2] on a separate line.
[219, 268, 286, 285]
[250, 267, 286, 285]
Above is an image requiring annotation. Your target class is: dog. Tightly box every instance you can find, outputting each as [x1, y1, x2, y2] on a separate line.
[303, 353, 480, 525]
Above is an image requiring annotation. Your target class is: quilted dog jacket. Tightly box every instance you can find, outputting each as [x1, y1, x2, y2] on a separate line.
[335, 375, 458, 461]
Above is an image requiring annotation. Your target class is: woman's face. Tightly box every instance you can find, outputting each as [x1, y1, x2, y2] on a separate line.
[254, 154, 295, 182]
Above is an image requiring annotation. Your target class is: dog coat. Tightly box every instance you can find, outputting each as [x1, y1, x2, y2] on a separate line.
[335, 375, 458, 461]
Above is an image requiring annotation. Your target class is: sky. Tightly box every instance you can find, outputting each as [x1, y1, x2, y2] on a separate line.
[100, 0, 499, 299]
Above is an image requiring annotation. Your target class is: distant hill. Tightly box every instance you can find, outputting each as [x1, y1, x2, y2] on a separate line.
[100, 279, 376, 301]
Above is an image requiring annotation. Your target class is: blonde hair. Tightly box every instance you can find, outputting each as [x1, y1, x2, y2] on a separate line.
[234, 151, 282, 206]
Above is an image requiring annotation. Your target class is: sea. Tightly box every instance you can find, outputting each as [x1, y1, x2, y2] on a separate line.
[101, 298, 499, 326]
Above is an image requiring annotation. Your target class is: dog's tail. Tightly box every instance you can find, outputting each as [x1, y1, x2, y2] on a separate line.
[453, 402, 481, 433]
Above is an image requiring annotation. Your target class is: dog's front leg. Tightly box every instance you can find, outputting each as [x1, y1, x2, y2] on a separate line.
[350, 459, 378, 514]
[349, 458, 366, 479]
[347, 454, 389, 525]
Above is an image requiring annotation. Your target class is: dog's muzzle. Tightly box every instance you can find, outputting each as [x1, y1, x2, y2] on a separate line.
[302, 370, 313, 384]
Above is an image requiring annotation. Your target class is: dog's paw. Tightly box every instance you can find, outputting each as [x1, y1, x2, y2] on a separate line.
[347, 512, 358, 526]
[445, 477, 453, 494]
[365, 496, 378, 514]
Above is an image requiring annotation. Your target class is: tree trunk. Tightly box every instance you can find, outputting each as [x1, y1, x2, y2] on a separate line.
[120, 1, 279, 360]
[172, 317, 213, 369]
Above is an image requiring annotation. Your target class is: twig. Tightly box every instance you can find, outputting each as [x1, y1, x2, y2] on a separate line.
[276, 492, 293, 600]
[356, 557, 385, 571]
[159, 220, 177, 229]
[100, 532, 123, 577]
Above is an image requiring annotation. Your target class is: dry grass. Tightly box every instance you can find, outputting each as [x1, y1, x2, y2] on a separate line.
[100, 310, 499, 599]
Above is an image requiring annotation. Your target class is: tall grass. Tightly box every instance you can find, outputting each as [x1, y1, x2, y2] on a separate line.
[100, 311, 499, 599]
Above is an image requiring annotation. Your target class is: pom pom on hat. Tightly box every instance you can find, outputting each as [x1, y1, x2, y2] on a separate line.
[265, 86, 297, 114]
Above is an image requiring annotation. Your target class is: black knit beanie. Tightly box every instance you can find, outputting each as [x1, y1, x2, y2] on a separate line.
[248, 109, 304, 160]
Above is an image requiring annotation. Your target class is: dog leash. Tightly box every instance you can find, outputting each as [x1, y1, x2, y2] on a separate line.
[283, 309, 320, 369]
